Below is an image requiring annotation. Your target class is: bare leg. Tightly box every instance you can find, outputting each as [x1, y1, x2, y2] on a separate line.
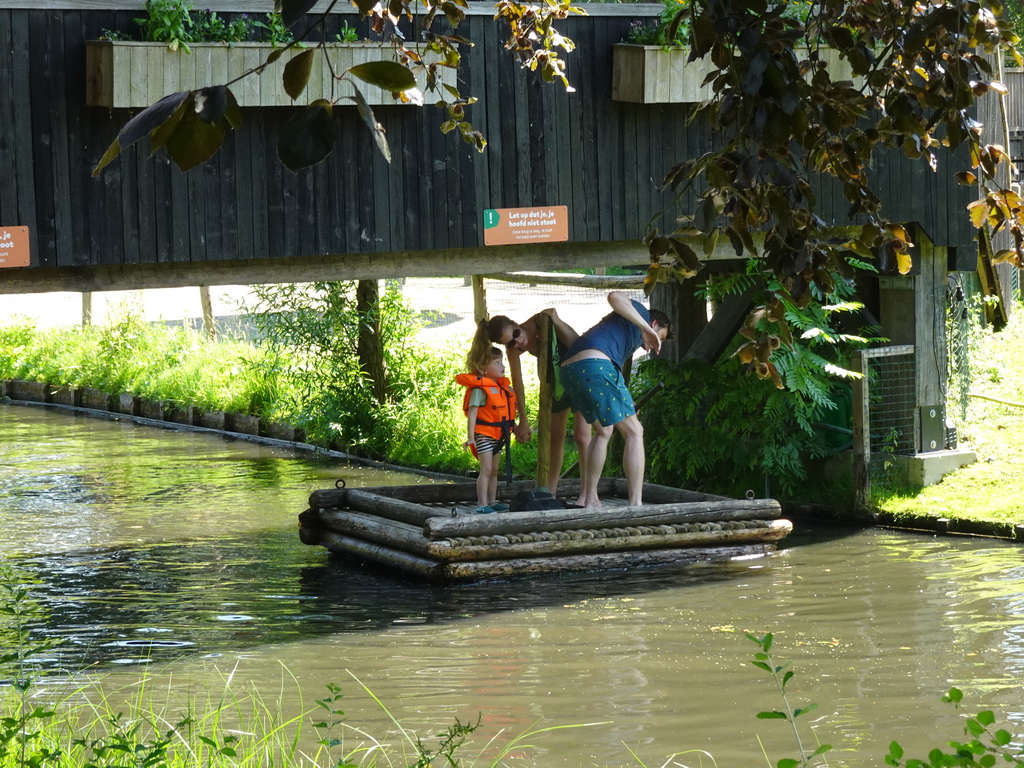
[615, 415, 645, 506]
[547, 409, 570, 495]
[486, 455, 500, 505]
[580, 420, 613, 508]
[572, 411, 593, 507]
[477, 450, 496, 507]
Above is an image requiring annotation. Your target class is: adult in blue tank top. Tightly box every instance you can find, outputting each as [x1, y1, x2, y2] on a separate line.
[559, 291, 673, 508]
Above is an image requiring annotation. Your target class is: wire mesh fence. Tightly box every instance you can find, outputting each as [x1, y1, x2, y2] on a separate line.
[946, 273, 975, 423]
[852, 345, 916, 502]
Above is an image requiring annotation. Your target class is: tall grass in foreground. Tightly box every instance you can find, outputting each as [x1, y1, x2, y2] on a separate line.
[0, 565, 603, 768]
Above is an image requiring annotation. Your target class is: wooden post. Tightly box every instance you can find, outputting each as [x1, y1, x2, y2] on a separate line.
[81, 292, 93, 327]
[852, 349, 869, 509]
[878, 228, 948, 451]
[472, 275, 487, 322]
[199, 285, 215, 339]
[535, 313, 553, 492]
[356, 279, 390, 405]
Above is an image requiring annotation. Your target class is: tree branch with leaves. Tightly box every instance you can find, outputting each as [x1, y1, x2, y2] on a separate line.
[646, 0, 1022, 386]
[92, 0, 581, 176]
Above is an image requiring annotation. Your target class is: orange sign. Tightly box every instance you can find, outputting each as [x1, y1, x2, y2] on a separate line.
[483, 206, 568, 246]
[0, 227, 30, 268]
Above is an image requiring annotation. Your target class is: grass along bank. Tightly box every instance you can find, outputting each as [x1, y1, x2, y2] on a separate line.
[871, 309, 1024, 526]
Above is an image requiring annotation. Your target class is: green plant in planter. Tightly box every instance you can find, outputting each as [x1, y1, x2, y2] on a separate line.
[132, 0, 293, 50]
[190, 9, 254, 44]
[136, 0, 195, 52]
[623, 0, 815, 49]
[335, 20, 360, 43]
[252, 11, 295, 47]
[623, 0, 690, 48]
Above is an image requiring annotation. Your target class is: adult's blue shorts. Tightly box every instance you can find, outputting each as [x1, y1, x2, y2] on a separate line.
[560, 358, 635, 427]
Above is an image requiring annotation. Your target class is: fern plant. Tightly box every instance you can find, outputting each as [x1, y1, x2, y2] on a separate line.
[639, 267, 879, 498]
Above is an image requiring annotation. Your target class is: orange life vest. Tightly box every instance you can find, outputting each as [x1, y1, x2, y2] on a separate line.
[454, 373, 517, 442]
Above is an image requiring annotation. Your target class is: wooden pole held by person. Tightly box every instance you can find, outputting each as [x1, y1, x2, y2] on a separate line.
[472, 275, 487, 323]
[535, 313, 553, 492]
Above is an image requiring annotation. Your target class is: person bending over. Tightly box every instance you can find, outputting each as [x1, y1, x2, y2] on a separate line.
[558, 291, 672, 508]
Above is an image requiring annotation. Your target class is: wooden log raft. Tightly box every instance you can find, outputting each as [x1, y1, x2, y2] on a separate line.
[301, 480, 792, 581]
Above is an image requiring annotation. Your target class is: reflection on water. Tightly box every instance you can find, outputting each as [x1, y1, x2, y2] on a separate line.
[2, 403, 1024, 766]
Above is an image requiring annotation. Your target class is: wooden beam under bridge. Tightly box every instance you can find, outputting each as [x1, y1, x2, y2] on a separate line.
[0, 241, 651, 295]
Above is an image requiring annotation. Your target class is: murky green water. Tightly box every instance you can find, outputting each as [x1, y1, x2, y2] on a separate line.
[2, 403, 1024, 766]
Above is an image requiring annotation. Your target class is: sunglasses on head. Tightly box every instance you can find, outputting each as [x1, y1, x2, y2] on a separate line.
[505, 327, 522, 349]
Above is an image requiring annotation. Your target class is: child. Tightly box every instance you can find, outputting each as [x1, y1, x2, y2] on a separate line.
[455, 340, 517, 514]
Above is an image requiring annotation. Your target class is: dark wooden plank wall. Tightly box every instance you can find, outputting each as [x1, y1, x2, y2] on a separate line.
[0, 4, 982, 274]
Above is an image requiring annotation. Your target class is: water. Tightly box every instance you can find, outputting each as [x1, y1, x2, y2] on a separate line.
[2, 403, 1024, 766]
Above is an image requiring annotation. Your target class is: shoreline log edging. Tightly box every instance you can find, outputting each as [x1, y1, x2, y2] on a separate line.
[0, 378, 462, 482]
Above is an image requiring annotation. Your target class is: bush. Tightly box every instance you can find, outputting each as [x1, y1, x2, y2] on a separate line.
[637, 355, 842, 498]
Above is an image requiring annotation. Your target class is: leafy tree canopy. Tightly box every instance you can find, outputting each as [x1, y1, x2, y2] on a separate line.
[644, 0, 1021, 384]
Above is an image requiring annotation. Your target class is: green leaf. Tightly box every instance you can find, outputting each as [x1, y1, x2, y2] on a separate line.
[148, 94, 193, 154]
[165, 103, 228, 172]
[777, 759, 799, 768]
[194, 86, 227, 125]
[223, 89, 242, 130]
[277, 101, 335, 172]
[347, 61, 417, 93]
[976, 710, 995, 727]
[92, 91, 190, 176]
[284, 49, 315, 100]
[756, 711, 788, 719]
[349, 86, 392, 163]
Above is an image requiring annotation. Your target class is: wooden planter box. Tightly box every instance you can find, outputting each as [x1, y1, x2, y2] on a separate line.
[611, 44, 717, 104]
[85, 41, 451, 109]
[611, 43, 856, 104]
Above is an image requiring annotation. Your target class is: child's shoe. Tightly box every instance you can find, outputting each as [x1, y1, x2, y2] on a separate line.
[473, 505, 496, 515]
[491, 503, 509, 512]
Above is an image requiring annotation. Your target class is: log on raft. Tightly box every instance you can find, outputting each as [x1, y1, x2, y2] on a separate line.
[338, 489, 455, 526]
[610, 478, 730, 504]
[309, 478, 616, 510]
[317, 530, 444, 580]
[314, 510, 790, 562]
[440, 543, 778, 580]
[426, 520, 793, 561]
[318, 509, 434, 557]
[423, 498, 781, 540]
